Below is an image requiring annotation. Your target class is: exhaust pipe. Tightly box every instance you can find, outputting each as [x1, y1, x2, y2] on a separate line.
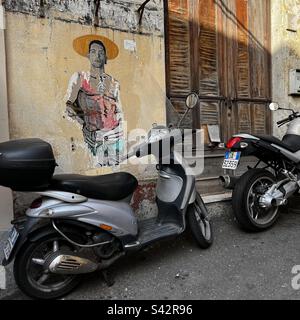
[219, 175, 240, 190]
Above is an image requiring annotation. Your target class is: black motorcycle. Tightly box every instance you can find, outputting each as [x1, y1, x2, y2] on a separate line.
[221, 102, 300, 232]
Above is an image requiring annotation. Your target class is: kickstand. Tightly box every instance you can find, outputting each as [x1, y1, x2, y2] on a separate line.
[101, 269, 115, 287]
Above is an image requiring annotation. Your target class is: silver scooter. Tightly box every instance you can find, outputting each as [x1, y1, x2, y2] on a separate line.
[1, 93, 212, 299]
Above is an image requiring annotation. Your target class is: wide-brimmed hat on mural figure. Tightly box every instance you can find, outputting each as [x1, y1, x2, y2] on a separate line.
[73, 34, 119, 60]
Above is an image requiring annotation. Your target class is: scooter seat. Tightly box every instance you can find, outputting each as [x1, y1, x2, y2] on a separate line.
[50, 172, 138, 201]
[256, 135, 300, 153]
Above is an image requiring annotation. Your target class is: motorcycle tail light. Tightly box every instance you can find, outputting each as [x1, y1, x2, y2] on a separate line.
[30, 197, 43, 209]
[226, 137, 242, 149]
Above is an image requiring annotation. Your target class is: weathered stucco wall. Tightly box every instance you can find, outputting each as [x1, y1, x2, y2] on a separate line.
[4, 1, 165, 215]
[5, 0, 164, 35]
[271, 0, 300, 138]
[5, 4, 165, 174]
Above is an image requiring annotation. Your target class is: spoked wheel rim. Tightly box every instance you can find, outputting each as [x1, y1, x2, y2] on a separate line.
[194, 203, 212, 241]
[247, 176, 278, 226]
[26, 238, 77, 294]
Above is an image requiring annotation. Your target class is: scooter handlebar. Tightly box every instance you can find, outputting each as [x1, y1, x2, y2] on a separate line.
[277, 117, 291, 126]
[277, 114, 298, 127]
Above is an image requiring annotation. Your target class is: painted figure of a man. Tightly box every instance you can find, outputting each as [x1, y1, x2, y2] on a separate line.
[65, 35, 123, 166]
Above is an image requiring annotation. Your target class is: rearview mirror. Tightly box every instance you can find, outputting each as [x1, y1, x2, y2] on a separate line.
[269, 102, 279, 111]
[185, 93, 199, 109]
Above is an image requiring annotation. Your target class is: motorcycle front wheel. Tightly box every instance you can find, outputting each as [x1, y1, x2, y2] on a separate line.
[14, 233, 82, 300]
[232, 169, 279, 232]
[187, 194, 213, 249]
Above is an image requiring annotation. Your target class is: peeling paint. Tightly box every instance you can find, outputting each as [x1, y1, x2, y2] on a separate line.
[4, 0, 164, 35]
[131, 181, 157, 219]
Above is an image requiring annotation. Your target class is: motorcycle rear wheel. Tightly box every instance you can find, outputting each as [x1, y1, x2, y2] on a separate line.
[232, 169, 279, 232]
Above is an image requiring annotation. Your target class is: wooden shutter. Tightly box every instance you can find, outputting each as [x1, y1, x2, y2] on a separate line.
[236, 0, 250, 98]
[198, 0, 219, 97]
[222, 0, 271, 140]
[165, 0, 271, 140]
[167, 0, 191, 96]
[249, 0, 271, 99]
[166, 0, 193, 128]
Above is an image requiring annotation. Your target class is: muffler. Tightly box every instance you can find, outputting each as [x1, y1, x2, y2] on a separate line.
[219, 175, 240, 190]
[48, 254, 98, 275]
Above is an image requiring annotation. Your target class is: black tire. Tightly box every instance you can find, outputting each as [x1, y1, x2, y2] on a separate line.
[187, 195, 213, 249]
[14, 233, 82, 300]
[232, 169, 279, 232]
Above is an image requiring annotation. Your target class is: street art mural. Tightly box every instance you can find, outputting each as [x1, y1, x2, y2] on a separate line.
[65, 35, 124, 167]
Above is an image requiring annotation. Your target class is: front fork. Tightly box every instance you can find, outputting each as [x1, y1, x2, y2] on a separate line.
[195, 192, 209, 219]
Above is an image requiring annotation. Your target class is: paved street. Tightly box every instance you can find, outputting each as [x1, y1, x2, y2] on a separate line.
[1, 202, 300, 300]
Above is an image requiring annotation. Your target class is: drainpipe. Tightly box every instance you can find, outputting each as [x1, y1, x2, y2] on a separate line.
[0, 1, 13, 232]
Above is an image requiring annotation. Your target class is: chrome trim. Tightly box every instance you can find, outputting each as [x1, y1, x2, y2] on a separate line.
[124, 241, 140, 248]
[159, 172, 171, 179]
[233, 134, 260, 140]
[35, 191, 87, 203]
[49, 255, 98, 274]
[52, 220, 113, 248]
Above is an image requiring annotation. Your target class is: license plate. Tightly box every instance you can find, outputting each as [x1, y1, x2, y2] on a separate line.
[222, 151, 241, 170]
[3, 227, 19, 261]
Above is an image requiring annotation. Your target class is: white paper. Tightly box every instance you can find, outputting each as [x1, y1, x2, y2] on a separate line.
[124, 40, 136, 52]
[207, 124, 221, 143]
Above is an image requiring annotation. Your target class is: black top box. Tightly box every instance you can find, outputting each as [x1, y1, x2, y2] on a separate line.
[0, 138, 57, 191]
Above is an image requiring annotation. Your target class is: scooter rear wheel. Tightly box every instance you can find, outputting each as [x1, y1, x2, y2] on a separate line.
[187, 195, 213, 249]
[14, 233, 82, 300]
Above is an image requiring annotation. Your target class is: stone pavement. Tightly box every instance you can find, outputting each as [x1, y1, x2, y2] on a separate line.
[1, 202, 300, 300]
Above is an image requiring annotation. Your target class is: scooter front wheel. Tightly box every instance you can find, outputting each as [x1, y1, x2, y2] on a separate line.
[187, 195, 213, 249]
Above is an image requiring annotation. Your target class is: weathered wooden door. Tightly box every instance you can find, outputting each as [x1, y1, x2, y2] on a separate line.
[165, 0, 271, 145]
[165, 0, 271, 195]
